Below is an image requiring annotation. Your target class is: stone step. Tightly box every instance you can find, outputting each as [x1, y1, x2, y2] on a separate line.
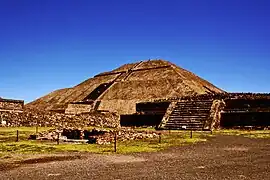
[174, 106, 211, 110]
[177, 100, 213, 103]
[163, 127, 203, 130]
[173, 110, 211, 113]
[177, 110, 211, 112]
[175, 106, 212, 108]
[168, 119, 206, 122]
[176, 108, 212, 110]
[166, 122, 203, 125]
[167, 122, 202, 124]
[175, 107, 211, 111]
[170, 116, 208, 119]
[176, 102, 213, 104]
[167, 119, 203, 122]
[170, 115, 209, 118]
[176, 102, 213, 106]
[165, 126, 203, 130]
[173, 108, 211, 111]
[167, 119, 202, 121]
[164, 124, 203, 128]
[165, 121, 203, 125]
[169, 115, 208, 118]
[171, 111, 210, 115]
[176, 103, 212, 106]
[165, 123, 203, 127]
[168, 118, 204, 122]
[165, 122, 203, 125]
[165, 126, 203, 129]
[169, 118, 205, 122]
[172, 110, 209, 112]
[171, 111, 209, 114]
[172, 109, 210, 112]
[163, 100, 212, 130]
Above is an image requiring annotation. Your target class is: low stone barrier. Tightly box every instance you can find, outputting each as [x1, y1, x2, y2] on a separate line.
[0, 108, 119, 128]
[34, 128, 159, 145]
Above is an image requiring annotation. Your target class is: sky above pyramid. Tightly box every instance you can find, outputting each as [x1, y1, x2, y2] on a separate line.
[0, 0, 269, 102]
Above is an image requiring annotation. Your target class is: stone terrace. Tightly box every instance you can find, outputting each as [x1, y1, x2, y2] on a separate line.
[0, 98, 24, 112]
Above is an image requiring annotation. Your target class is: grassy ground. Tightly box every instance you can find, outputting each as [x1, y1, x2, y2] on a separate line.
[0, 127, 207, 160]
[1, 126, 269, 162]
[214, 129, 270, 138]
[0, 127, 53, 143]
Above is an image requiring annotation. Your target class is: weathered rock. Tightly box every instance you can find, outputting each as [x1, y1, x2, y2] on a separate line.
[33, 128, 159, 145]
[0, 108, 120, 128]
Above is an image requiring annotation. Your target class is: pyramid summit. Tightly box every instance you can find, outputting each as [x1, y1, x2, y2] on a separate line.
[26, 59, 224, 114]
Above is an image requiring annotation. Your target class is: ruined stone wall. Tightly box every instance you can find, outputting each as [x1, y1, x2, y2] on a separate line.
[158, 102, 177, 129]
[0, 100, 24, 111]
[204, 99, 226, 130]
[0, 109, 119, 128]
[65, 103, 93, 114]
[220, 98, 270, 128]
[98, 100, 137, 114]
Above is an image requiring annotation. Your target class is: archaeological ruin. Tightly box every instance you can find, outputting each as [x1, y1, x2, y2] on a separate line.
[0, 98, 24, 112]
[2, 60, 270, 130]
[0, 98, 24, 126]
[0, 97, 118, 128]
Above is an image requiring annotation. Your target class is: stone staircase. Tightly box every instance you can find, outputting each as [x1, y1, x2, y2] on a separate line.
[120, 61, 144, 81]
[164, 100, 213, 130]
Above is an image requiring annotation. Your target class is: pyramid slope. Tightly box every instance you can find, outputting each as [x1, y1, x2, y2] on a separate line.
[99, 60, 223, 100]
[27, 60, 225, 113]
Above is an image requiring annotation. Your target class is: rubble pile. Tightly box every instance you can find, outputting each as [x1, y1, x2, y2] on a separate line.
[0, 108, 119, 128]
[92, 129, 159, 145]
[33, 128, 159, 145]
[34, 129, 62, 140]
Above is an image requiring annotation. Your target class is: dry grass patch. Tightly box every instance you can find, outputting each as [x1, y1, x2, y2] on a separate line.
[0, 127, 53, 143]
[0, 128, 209, 161]
[215, 129, 270, 138]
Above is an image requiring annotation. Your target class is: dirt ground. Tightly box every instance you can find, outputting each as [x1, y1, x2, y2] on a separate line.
[0, 135, 270, 180]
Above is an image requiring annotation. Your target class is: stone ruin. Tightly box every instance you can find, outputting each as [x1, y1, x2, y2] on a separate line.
[0, 97, 119, 128]
[0, 98, 24, 126]
[128, 93, 270, 130]
[33, 128, 159, 145]
[2, 60, 270, 131]
[1, 109, 119, 128]
[0, 98, 24, 112]
[3, 92, 268, 131]
[26, 60, 224, 115]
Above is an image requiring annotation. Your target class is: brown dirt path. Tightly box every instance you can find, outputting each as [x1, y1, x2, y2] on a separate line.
[0, 135, 270, 180]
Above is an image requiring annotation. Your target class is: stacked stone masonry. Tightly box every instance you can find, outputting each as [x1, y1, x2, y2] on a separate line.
[0, 109, 119, 128]
[36, 128, 159, 145]
[0, 99, 24, 111]
[163, 100, 213, 130]
[65, 103, 94, 114]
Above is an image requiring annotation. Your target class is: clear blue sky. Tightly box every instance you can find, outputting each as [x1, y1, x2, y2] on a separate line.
[0, 0, 269, 102]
